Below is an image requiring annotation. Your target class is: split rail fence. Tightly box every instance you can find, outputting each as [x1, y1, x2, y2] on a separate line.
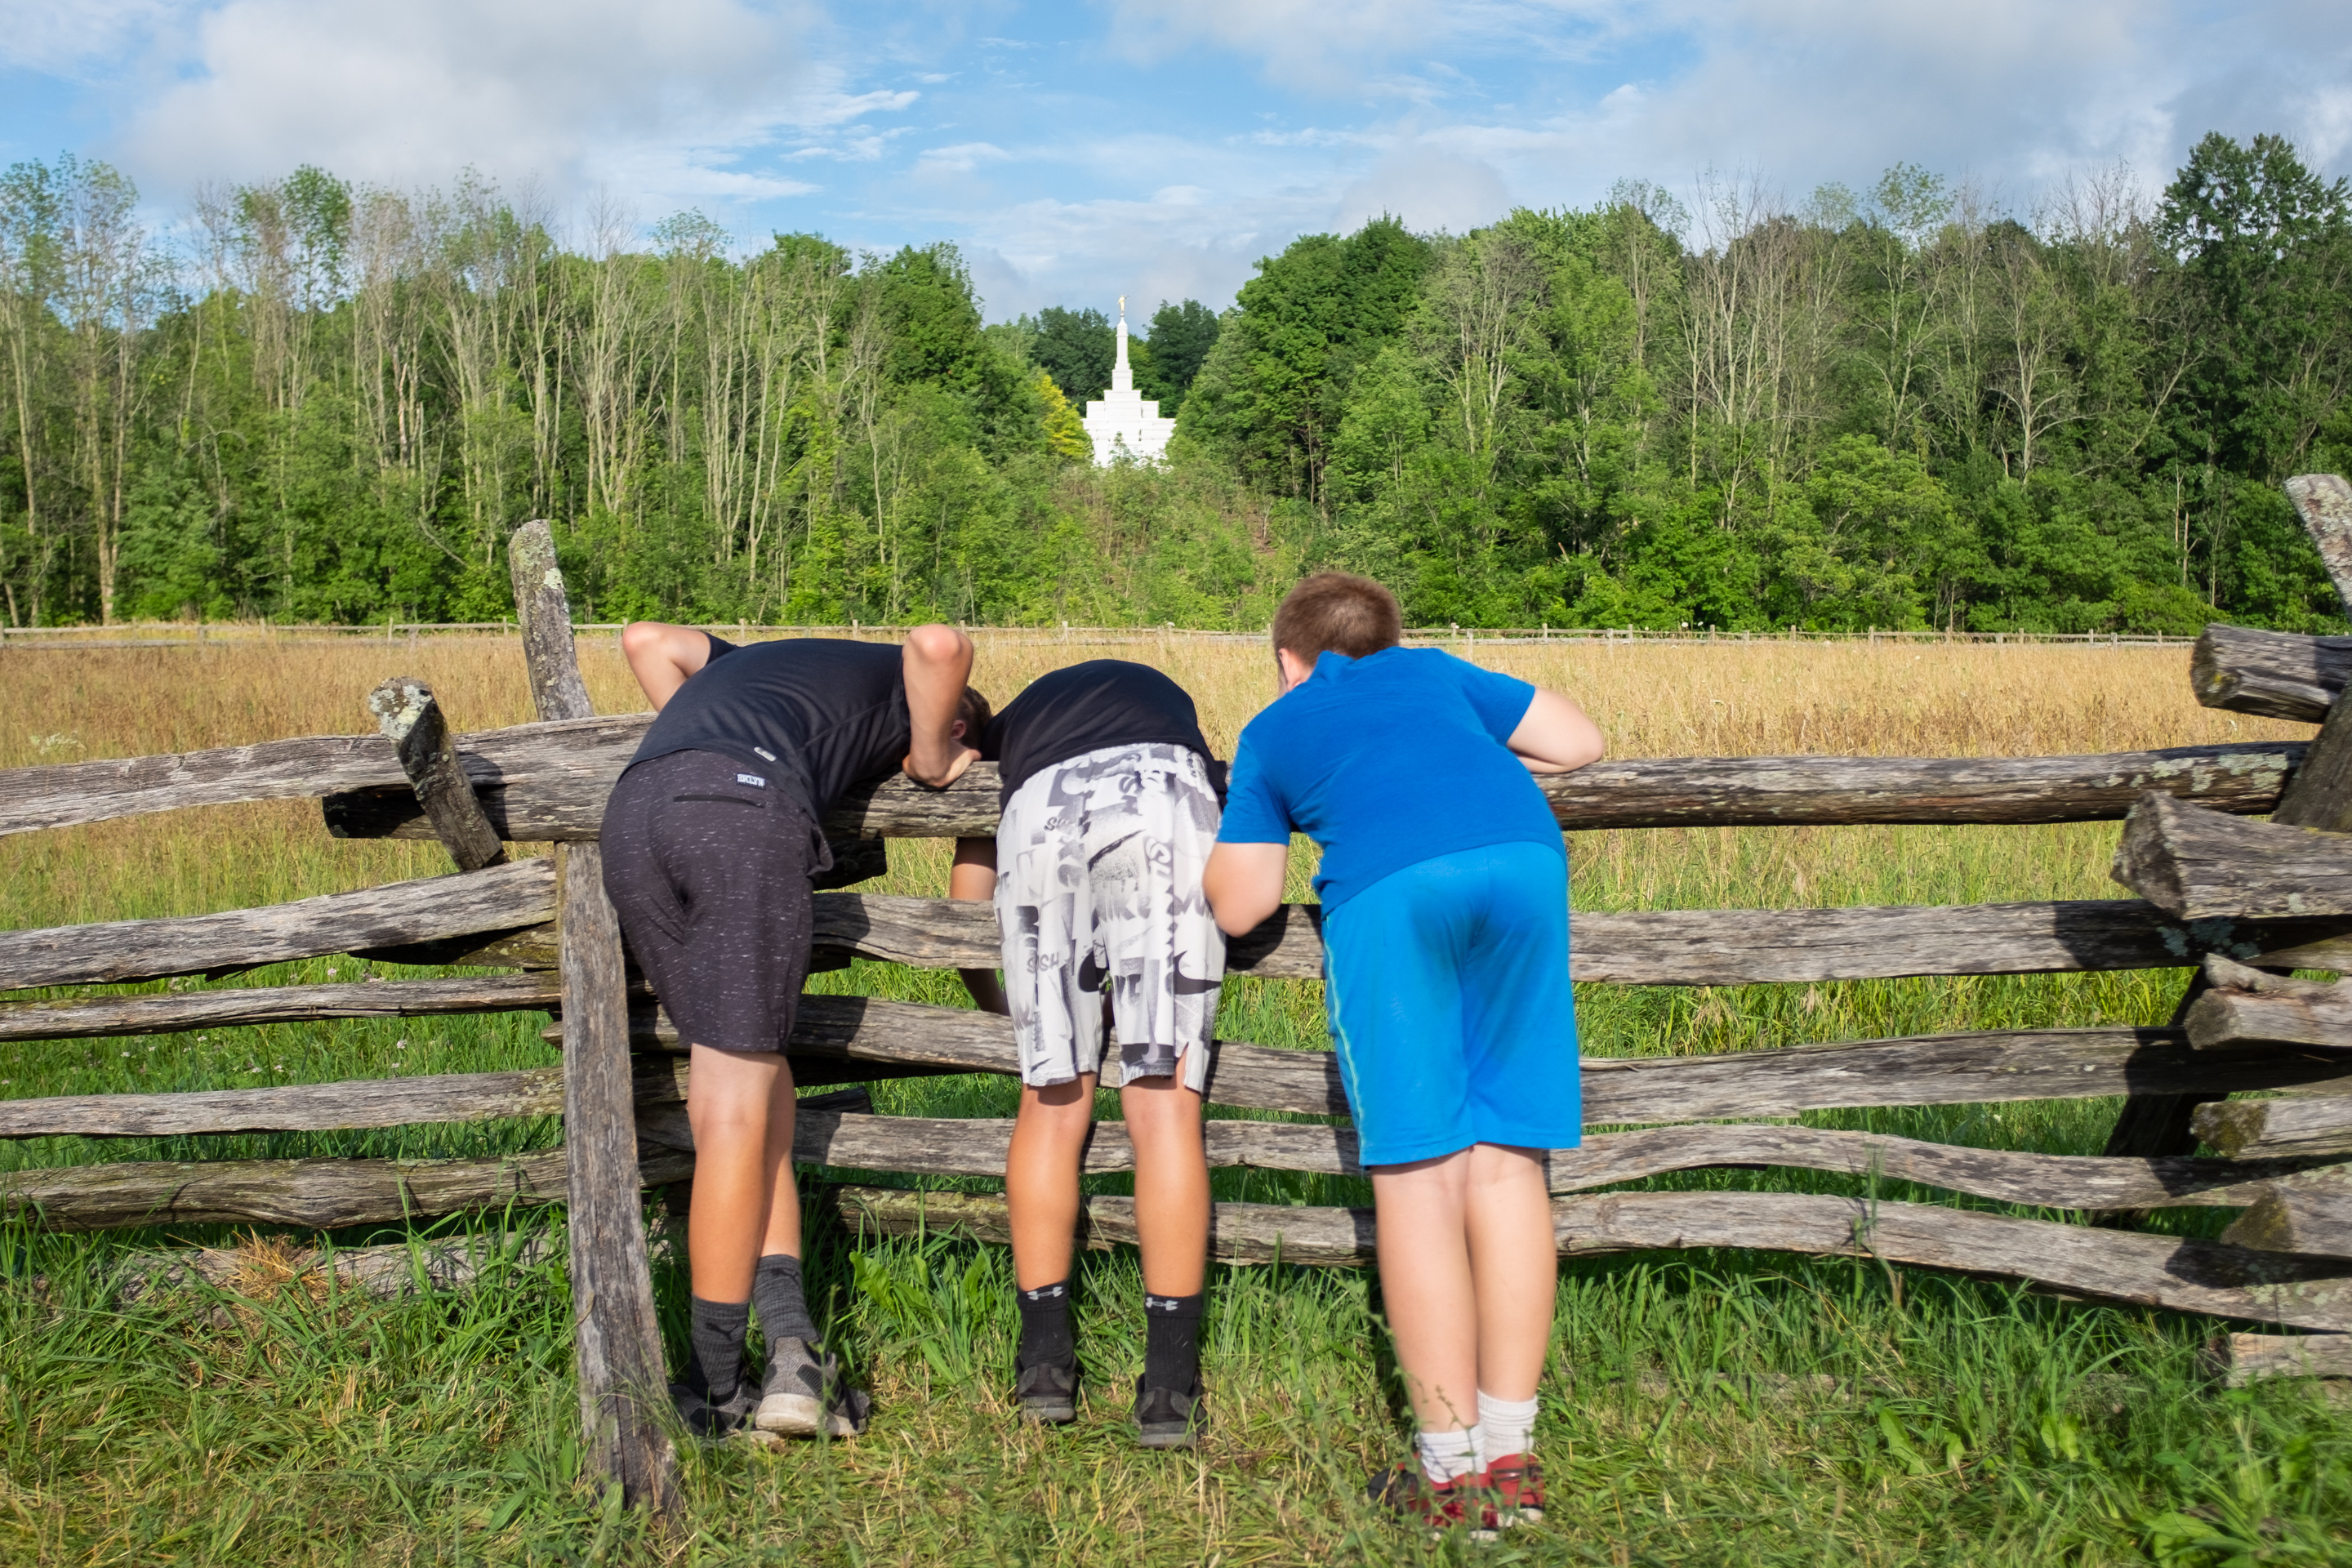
[7, 492, 2352, 1508]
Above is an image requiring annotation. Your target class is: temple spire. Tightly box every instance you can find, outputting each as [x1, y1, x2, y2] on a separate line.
[1079, 293, 1173, 464]
[1112, 296, 1133, 393]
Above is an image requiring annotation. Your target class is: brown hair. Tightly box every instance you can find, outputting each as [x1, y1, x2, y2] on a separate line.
[956, 685, 995, 741]
[1271, 572, 1403, 661]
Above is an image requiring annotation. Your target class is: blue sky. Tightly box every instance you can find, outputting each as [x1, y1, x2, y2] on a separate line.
[3, 0, 2349, 318]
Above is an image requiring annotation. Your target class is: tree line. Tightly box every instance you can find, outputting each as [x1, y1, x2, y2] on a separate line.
[0, 132, 2347, 631]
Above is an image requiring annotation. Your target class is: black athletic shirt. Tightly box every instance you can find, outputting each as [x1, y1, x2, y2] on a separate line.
[629, 635, 909, 822]
[980, 659, 1213, 809]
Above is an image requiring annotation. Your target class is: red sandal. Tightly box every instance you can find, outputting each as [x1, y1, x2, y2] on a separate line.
[1369, 1464, 1499, 1542]
[1485, 1452, 1546, 1526]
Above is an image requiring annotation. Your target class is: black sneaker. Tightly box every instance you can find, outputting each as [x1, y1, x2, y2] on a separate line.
[1133, 1373, 1203, 1450]
[754, 1338, 871, 1438]
[669, 1368, 758, 1441]
[1015, 1355, 1079, 1423]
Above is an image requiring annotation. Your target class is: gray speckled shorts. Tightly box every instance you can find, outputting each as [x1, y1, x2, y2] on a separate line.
[601, 749, 822, 1054]
[996, 743, 1224, 1090]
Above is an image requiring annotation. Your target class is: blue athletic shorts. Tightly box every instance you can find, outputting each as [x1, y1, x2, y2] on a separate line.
[1321, 840, 1580, 1166]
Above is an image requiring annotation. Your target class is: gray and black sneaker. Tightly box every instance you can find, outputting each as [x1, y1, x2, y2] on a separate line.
[669, 1370, 758, 1441]
[1133, 1374, 1203, 1450]
[754, 1338, 871, 1438]
[1014, 1356, 1079, 1423]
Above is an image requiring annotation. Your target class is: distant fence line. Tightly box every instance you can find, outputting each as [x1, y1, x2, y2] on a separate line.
[0, 620, 2198, 652]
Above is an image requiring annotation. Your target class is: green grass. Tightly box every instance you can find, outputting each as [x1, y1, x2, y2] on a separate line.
[1, 825, 2348, 1562]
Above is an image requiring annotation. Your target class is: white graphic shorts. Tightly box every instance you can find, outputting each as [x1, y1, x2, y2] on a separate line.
[996, 742, 1225, 1091]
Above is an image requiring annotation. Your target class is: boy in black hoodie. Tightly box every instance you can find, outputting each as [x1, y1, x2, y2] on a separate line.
[607, 621, 977, 1440]
[949, 659, 1225, 1447]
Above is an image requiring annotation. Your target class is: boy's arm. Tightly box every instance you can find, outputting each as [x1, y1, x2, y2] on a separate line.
[620, 621, 718, 710]
[1506, 688, 1606, 774]
[1203, 843, 1289, 937]
[902, 625, 980, 787]
[948, 836, 1008, 1015]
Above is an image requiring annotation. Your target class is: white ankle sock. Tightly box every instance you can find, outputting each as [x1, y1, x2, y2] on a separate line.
[1476, 1390, 1539, 1467]
[1415, 1428, 1478, 1484]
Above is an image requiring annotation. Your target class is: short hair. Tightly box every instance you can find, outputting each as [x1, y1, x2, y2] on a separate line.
[956, 685, 995, 739]
[1272, 572, 1403, 661]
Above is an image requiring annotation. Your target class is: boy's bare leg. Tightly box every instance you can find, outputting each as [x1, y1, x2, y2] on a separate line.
[1006, 1075, 1097, 1289]
[1370, 1143, 1553, 1434]
[1370, 1151, 1480, 1434]
[684, 1044, 799, 1300]
[1120, 1069, 1209, 1297]
[1463, 1143, 1554, 1402]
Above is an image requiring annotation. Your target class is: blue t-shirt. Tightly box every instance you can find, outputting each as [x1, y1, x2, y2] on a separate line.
[1217, 647, 1563, 907]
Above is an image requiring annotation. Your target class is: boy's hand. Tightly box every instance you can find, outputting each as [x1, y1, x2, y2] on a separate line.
[1203, 842, 1289, 937]
[1507, 688, 1606, 774]
[620, 621, 716, 710]
[902, 624, 978, 786]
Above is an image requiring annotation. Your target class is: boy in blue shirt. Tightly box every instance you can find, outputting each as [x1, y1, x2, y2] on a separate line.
[1202, 573, 1601, 1537]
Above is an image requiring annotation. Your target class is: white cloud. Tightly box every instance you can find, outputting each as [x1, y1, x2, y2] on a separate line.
[11, 0, 2349, 321]
[915, 141, 1012, 174]
[1094, 0, 1632, 88]
[997, 0, 2339, 312]
[1094, 0, 1460, 89]
[0, 0, 185, 74]
[96, 0, 911, 220]
[798, 88, 921, 127]
[954, 182, 1328, 317]
[1335, 147, 1509, 234]
[1095, 0, 2350, 199]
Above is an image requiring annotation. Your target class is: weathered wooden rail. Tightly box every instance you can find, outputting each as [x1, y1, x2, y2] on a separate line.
[8, 479, 2352, 1508]
[10, 883, 2352, 996]
[0, 733, 2306, 842]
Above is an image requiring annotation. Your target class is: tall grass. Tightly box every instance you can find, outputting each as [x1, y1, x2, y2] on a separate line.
[0, 634, 2342, 1565]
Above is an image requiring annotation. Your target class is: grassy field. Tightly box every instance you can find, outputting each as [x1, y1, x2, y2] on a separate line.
[0, 630, 2345, 1566]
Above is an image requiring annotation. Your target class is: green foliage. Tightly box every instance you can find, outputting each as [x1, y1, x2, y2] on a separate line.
[1136, 297, 1220, 417]
[2, 138, 2351, 630]
[1033, 370, 1092, 462]
[1179, 215, 1433, 501]
[1028, 305, 1114, 404]
[2160, 133, 2352, 483]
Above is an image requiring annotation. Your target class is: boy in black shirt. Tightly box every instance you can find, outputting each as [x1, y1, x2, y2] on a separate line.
[949, 659, 1225, 1447]
[604, 621, 978, 1440]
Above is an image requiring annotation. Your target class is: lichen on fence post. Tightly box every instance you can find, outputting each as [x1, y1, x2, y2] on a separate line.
[366, 676, 505, 872]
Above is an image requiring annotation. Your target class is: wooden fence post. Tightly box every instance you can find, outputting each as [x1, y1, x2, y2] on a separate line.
[2270, 475, 2352, 834]
[2106, 474, 2352, 1174]
[509, 519, 676, 1512]
[366, 678, 505, 872]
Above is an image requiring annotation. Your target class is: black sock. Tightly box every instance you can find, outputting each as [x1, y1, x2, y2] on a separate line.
[1017, 1279, 1075, 1368]
[1143, 1291, 1203, 1392]
[753, 1253, 818, 1347]
[688, 1295, 751, 1398]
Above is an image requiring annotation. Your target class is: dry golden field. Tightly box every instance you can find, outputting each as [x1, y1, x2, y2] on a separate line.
[0, 628, 2294, 768]
[0, 629, 2309, 934]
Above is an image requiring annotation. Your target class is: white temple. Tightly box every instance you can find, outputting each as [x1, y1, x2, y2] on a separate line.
[1081, 297, 1175, 466]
